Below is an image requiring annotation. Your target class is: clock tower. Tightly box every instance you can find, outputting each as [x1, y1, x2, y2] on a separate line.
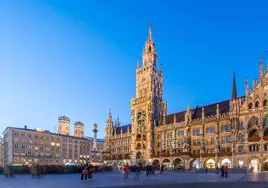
[131, 25, 166, 163]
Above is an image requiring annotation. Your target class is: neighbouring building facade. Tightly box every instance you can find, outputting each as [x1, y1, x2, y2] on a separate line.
[3, 116, 104, 166]
[0, 137, 4, 167]
[104, 25, 268, 172]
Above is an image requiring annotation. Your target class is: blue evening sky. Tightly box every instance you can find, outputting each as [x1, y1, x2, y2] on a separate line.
[1, 0, 268, 138]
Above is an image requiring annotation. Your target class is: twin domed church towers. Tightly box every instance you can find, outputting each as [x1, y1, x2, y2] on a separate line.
[105, 25, 166, 162]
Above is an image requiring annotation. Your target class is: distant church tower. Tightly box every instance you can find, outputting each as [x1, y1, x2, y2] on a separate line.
[131, 25, 166, 162]
[58, 115, 71, 136]
[74, 121, 84, 138]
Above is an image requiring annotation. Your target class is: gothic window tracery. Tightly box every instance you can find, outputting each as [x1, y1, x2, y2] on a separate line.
[248, 116, 259, 130]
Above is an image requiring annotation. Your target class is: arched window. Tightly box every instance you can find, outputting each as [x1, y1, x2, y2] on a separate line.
[263, 116, 268, 127]
[248, 129, 260, 141]
[136, 143, 141, 150]
[248, 103, 253, 110]
[263, 100, 267, 107]
[248, 116, 258, 129]
[255, 101, 259, 108]
[237, 134, 244, 142]
[249, 144, 259, 152]
[237, 120, 243, 129]
[264, 128, 268, 137]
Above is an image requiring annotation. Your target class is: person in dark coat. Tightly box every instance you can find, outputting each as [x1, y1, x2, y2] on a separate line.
[146, 164, 149, 176]
[81, 165, 88, 181]
[87, 163, 93, 180]
[160, 165, 164, 174]
[221, 165, 224, 177]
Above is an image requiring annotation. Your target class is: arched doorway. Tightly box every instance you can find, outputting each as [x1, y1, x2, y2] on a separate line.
[162, 159, 171, 170]
[249, 157, 260, 172]
[173, 158, 184, 171]
[136, 151, 142, 160]
[262, 156, 268, 171]
[205, 159, 216, 168]
[190, 159, 201, 169]
[136, 152, 144, 167]
[152, 159, 160, 170]
[221, 158, 231, 168]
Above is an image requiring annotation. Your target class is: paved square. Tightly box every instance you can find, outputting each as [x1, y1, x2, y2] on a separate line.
[1, 172, 268, 188]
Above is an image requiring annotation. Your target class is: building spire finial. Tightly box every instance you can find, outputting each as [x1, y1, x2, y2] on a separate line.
[260, 56, 263, 78]
[148, 24, 152, 41]
[232, 72, 237, 100]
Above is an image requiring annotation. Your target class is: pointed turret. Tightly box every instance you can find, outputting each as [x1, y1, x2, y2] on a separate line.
[148, 24, 153, 42]
[105, 110, 113, 136]
[142, 24, 157, 67]
[245, 79, 249, 97]
[201, 107, 205, 121]
[216, 104, 220, 118]
[232, 73, 237, 100]
[185, 104, 192, 123]
[259, 56, 263, 79]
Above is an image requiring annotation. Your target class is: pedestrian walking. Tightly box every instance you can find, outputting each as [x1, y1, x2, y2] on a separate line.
[87, 163, 94, 180]
[123, 163, 130, 180]
[224, 164, 228, 178]
[134, 165, 141, 181]
[205, 166, 208, 175]
[221, 165, 224, 177]
[81, 166, 88, 181]
[160, 165, 164, 174]
[216, 165, 219, 174]
[145, 164, 149, 176]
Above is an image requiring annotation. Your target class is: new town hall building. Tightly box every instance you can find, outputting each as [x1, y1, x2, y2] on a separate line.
[104, 26, 268, 172]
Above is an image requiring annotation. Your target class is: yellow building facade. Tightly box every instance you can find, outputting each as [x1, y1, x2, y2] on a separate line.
[104, 26, 268, 171]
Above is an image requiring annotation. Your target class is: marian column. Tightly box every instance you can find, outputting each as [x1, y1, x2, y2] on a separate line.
[93, 123, 98, 151]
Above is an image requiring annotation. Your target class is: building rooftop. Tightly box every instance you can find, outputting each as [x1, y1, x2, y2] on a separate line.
[115, 124, 132, 134]
[3, 126, 104, 142]
[162, 98, 241, 125]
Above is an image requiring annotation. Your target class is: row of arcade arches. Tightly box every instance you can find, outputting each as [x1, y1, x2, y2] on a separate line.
[151, 158, 232, 170]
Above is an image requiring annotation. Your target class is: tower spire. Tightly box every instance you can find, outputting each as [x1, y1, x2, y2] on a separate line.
[245, 79, 249, 97]
[259, 56, 263, 78]
[148, 24, 153, 42]
[232, 73, 237, 100]
[142, 24, 157, 67]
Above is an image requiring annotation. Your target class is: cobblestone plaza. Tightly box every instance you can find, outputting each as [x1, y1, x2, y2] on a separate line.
[2, 172, 268, 188]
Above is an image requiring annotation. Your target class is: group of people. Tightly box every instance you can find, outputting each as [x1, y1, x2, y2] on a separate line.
[145, 164, 155, 176]
[121, 163, 165, 180]
[80, 163, 94, 181]
[215, 164, 229, 177]
[220, 164, 229, 178]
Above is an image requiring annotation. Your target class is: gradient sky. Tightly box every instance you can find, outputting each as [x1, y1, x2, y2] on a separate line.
[1, 0, 268, 138]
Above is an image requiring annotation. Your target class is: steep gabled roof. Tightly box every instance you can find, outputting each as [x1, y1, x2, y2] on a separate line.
[115, 124, 131, 134]
[163, 99, 230, 125]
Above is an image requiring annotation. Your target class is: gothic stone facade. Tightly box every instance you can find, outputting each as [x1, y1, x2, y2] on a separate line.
[104, 26, 268, 171]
